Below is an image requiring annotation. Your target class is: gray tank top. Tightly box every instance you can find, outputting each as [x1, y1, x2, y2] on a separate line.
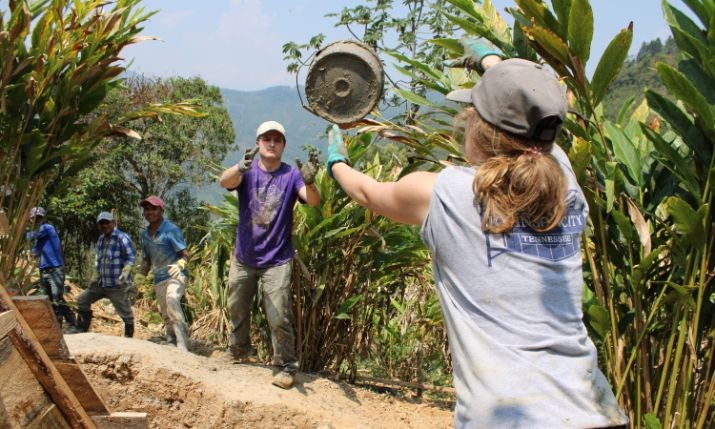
[421, 146, 628, 428]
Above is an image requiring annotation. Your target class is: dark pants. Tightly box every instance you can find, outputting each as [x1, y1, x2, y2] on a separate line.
[40, 266, 76, 326]
[76, 282, 134, 324]
[227, 258, 297, 372]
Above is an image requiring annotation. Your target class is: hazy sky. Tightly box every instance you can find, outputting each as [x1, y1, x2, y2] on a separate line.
[123, 0, 690, 91]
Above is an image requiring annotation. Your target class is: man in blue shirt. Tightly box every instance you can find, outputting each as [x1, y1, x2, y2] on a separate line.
[137, 196, 190, 351]
[75, 211, 137, 337]
[27, 207, 77, 329]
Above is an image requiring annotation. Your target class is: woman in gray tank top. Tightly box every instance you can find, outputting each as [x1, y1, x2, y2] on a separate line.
[325, 49, 628, 429]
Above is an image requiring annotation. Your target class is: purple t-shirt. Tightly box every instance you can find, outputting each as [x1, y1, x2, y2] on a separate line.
[234, 160, 305, 268]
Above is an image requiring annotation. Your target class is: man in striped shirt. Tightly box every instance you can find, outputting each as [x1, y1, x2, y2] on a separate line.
[75, 211, 137, 337]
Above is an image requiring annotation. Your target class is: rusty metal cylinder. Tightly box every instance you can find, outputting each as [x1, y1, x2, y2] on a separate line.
[304, 40, 384, 124]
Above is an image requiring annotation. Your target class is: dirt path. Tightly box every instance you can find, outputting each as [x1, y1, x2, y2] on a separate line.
[65, 333, 454, 428]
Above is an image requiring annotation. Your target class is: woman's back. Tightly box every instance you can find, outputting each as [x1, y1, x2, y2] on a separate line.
[422, 146, 627, 428]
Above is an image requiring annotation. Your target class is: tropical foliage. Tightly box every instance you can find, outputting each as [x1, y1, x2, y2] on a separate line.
[0, 0, 163, 292]
[43, 75, 233, 283]
[3, 1, 713, 427]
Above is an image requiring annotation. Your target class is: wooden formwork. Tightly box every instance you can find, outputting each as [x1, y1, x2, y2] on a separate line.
[0, 283, 147, 428]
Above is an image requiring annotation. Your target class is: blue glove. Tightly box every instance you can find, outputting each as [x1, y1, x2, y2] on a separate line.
[326, 124, 349, 179]
[444, 38, 503, 74]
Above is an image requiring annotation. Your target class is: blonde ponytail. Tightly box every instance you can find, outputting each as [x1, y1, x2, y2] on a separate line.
[457, 108, 568, 233]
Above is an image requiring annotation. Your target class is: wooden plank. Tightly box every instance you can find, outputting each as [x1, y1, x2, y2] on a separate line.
[54, 361, 109, 416]
[0, 336, 54, 427]
[10, 297, 110, 416]
[26, 403, 72, 429]
[0, 310, 15, 339]
[91, 412, 148, 429]
[12, 296, 70, 360]
[0, 284, 96, 429]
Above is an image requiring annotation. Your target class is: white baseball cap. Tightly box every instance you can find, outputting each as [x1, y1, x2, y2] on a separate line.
[256, 120, 286, 139]
[96, 211, 114, 223]
[29, 207, 46, 218]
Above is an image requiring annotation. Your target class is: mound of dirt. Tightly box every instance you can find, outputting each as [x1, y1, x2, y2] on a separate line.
[64, 333, 453, 428]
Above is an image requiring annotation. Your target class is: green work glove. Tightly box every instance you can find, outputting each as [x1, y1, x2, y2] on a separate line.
[326, 124, 349, 180]
[237, 147, 259, 173]
[296, 148, 321, 185]
[444, 37, 503, 74]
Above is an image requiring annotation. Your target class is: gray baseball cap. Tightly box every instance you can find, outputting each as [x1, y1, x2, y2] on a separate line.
[96, 211, 114, 223]
[446, 58, 567, 142]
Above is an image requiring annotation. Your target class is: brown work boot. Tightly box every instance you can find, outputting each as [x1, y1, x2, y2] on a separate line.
[271, 370, 295, 389]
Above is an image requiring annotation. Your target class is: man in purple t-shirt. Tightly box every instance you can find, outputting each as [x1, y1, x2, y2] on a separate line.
[219, 120, 320, 389]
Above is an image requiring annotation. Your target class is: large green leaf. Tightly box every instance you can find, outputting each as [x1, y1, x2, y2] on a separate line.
[664, 197, 707, 249]
[645, 89, 712, 167]
[663, 0, 708, 46]
[567, 0, 593, 63]
[586, 303, 610, 339]
[605, 122, 642, 186]
[669, 26, 711, 71]
[551, 0, 571, 37]
[604, 161, 617, 213]
[641, 125, 702, 202]
[387, 50, 443, 81]
[591, 25, 632, 106]
[514, 0, 563, 38]
[678, 0, 711, 27]
[444, 0, 482, 21]
[443, 13, 489, 37]
[393, 88, 442, 109]
[430, 37, 463, 55]
[656, 63, 715, 133]
[523, 24, 571, 77]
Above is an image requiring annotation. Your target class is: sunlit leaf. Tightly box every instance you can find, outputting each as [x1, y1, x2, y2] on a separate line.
[567, 0, 593, 63]
[592, 25, 632, 106]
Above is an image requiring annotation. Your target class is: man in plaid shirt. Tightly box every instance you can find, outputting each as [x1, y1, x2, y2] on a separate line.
[75, 211, 137, 337]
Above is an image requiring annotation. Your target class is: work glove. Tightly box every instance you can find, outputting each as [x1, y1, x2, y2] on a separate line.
[296, 148, 321, 185]
[443, 37, 503, 74]
[167, 258, 187, 280]
[117, 264, 132, 285]
[237, 147, 259, 173]
[326, 124, 350, 179]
